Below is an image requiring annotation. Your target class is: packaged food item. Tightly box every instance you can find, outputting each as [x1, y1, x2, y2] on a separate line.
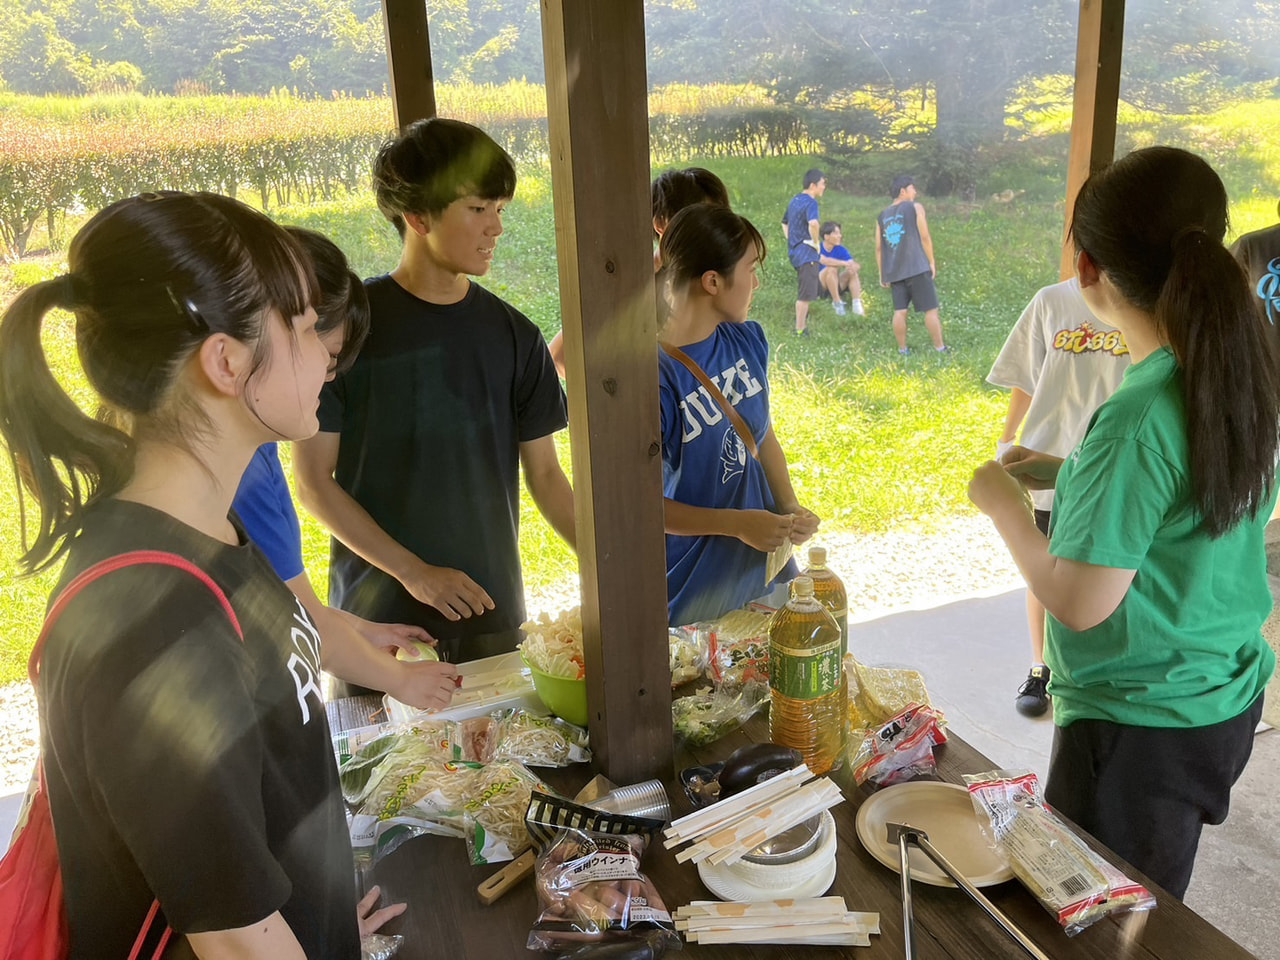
[668, 627, 707, 687]
[464, 761, 548, 865]
[521, 607, 586, 678]
[453, 715, 500, 763]
[524, 792, 681, 953]
[492, 709, 591, 767]
[705, 608, 772, 686]
[335, 718, 456, 804]
[964, 769, 1156, 935]
[672, 681, 769, 749]
[847, 656, 931, 722]
[849, 703, 947, 785]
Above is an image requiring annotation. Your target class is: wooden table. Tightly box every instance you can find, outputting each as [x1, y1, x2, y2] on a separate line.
[333, 698, 1254, 959]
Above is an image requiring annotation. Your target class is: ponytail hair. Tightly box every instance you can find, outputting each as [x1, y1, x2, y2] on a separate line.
[1071, 146, 1280, 536]
[655, 204, 765, 328]
[286, 226, 369, 376]
[0, 191, 317, 572]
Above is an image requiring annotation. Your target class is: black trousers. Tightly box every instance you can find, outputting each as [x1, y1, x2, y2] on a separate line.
[1045, 694, 1263, 900]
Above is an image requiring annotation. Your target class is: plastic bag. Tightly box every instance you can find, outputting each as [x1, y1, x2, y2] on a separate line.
[964, 769, 1156, 935]
[492, 709, 591, 767]
[524, 792, 681, 953]
[849, 703, 947, 785]
[463, 761, 548, 865]
[335, 718, 456, 804]
[361, 933, 403, 960]
[671, 681, 769, 750]
[669, 627, 708, 688]
[844, 654, 932, 730]
[704, 609, 772, 686]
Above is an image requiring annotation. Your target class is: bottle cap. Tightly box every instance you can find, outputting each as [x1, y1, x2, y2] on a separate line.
[808, 546, 827, 566]
[791, 576, 815, 598]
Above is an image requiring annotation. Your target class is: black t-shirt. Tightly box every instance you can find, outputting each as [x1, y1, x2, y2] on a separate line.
[318, 276, 568, 645]
[39, 500, 359, 959]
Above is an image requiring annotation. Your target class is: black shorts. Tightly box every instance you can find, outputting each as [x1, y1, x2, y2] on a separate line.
[1033, 508, 1052, 536]
[1046, 695, 1263, 899]
[889, 271, 939, 312]
[795, 261, 821, 302]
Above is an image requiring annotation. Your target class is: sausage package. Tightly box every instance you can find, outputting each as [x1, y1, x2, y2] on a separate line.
[524, 792, 682, 953]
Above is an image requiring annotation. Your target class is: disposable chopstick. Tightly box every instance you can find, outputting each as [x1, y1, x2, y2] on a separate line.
[676, 779, 843, 865]
[676, 896, 848, 918]
[664, 765, 811, 843]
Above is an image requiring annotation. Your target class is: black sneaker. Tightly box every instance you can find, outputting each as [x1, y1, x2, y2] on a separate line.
[1015, 665, 1051, 717]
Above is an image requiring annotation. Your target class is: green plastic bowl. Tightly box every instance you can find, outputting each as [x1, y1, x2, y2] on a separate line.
[522, 655, 589, 727]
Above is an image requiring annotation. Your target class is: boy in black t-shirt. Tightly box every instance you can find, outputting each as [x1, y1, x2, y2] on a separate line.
[295, 119, 575, 666]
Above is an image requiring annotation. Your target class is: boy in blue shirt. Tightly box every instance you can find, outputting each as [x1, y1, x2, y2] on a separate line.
[781, 168, 826, 335]
[817, 221, 864, 316]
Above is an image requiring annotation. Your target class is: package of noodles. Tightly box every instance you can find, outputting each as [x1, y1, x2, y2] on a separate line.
[850, 703, 947, 785]
[964, 769, 1156, 935]
[491, 709, 591, 767]
[464, 761, 549, 865]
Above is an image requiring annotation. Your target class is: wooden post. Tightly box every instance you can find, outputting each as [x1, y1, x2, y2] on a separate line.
[381, 0, 436, 128]
[1060, 0, 1125, 279]
[540, 0, 673, 782]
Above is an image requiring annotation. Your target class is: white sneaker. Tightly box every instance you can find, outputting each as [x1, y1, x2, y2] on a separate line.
[851, 298, 865, 316]
[833, 300, 847, 316]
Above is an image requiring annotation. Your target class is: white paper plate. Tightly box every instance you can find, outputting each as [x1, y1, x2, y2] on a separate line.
[855, 781, 1013, 888]
[698, 851, 838, 902]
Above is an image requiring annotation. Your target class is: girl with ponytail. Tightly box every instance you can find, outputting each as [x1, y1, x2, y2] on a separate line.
[0, 192, 394, 957]
[657, 203, 819, 625]
[969, 147, 1278, 898]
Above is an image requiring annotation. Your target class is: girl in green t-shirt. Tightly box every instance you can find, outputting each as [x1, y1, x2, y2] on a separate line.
[968, 146, 1279, 899]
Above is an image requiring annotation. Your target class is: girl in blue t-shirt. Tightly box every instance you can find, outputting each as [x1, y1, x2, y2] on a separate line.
[656, 204, 820, 625]
[968, 146, 1279, 898]
[233, 227, 460, 711]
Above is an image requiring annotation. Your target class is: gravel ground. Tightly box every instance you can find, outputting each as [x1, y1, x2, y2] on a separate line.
[0, 513, 1023, 793]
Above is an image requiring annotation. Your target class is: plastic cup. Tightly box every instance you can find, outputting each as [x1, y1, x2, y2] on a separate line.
[591, 779, 672, 822]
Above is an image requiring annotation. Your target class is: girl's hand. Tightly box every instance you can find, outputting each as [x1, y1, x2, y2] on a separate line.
[1001, 446, 1063, 490]
[968, 460, 1031, 522]
[784, 505, 821, 545]
[357, 619, 434, 655]
[736, 510, 793, 552]
[357, 885, 406, 938]
[391, 660, 460, 712]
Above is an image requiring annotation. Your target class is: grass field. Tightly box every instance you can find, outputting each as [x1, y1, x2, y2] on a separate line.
[1, 102, 1278, 683]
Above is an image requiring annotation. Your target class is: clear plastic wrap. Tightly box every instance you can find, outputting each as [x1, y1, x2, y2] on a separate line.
[492, 709, 591, 767]
[849, 703, 948, 785]
[335, 718, 456, 804]
[671, 681, 769, 750]
[964, 769, 1157, 935]
[524, 792, 681, 953]
[360, 933, 403, 960]
[668, 627, 708, 688]
[704, 609, 772, 687]
[463, 761, 548, 864]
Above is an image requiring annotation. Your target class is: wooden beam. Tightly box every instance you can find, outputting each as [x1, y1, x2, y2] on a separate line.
[540, 0, 673, 782]
[1061, 0, 1125, 279]
[381, 0, 436, 128]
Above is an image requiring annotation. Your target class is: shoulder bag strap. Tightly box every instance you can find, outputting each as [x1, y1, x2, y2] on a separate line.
[31, 549, 245, 960]
[660, 342, 759, 459]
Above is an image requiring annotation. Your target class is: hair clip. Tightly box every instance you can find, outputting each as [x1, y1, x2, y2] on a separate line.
[166, 284, 210, 334]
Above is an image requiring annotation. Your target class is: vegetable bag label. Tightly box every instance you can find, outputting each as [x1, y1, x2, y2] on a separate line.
[771, 638, 841, 700]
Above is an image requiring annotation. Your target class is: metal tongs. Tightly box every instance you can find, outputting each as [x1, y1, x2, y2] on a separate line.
[887, 821, 1051, 960]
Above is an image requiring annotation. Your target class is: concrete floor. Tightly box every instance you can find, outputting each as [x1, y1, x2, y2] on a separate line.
[852, 587, 1278, 960]
[3, 586, 1274, 957]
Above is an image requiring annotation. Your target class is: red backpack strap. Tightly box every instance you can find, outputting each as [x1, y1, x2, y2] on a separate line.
[29, 549, 244, 960]
[29, 549, 244, 686]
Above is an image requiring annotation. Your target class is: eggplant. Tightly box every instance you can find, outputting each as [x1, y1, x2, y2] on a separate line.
[717, 743, 804, 797]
